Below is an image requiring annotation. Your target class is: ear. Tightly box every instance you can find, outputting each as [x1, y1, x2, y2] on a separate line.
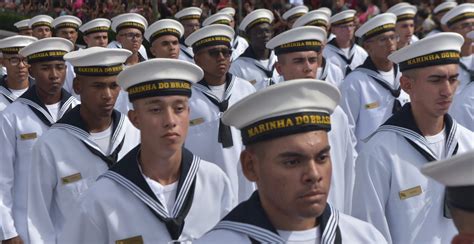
[150, 43, 158, 58]
[83, 35, 89, 46]
[400, 74, 412, 95]
[240, 149, 259, 182]
[274, 61, 283, 75]
[128, 108, 140, 129]
[72, 77, 81, 95]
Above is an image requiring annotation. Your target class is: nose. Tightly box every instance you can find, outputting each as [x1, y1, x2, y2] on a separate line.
[302, 161, 322, 185]
[50, 67, 59, 80]
[162, 107, 177, 129]
[102, 87, 113, 100]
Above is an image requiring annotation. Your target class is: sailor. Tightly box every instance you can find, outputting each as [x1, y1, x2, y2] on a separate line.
[217, 7, 250, 61]
[197, 79, 386, 244]
[352, 32, 474, 243]
[339, 13, 410, 151]
[426, 1, 458, 37]
[109, 13, 148, 66]
[442, 4, 474, 131]
[175, 7, 202, 63]
[282, 5, 309, 29]
[386, 3, 419, 49]
[14, 19, 33, 36]
[421, 151, 474, 244]
[79, 18, 111, 48]
[323, 9, 368, 77]
[229, 9, 279, 90]
[0, 36, 36, 112]
[202, 12, 249, 62]
[293, 9, 334, 40]
[27, 47, 141, 243]
[267, 26, 356, 214]
[59, 58, 235, 243]
[145, 19, 183, 59]
[184, 24, 256, 202]
[0, 37, 77, 244]
[28, 15, 53, 39]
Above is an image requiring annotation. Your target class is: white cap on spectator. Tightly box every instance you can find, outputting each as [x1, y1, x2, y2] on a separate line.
[293, 9, 330, 28]
[441, 3, 474, 27]
[145, 19, 184, 44]
[52, 15, 82, 30]
[175, 7, 202, 21]
[80, 18, 111, 35]
[14, 19, 31, 31]
[203, 13, 233, 26]
[239, 9, 274, 32]
[29, 15, 53, 29]
[282, 5, 309, 21]
[111, 13, 148, 33]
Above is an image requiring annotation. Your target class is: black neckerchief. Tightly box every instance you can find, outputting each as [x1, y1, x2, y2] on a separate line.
[195, 73, 234, 147]
[459, 58, 474, 82]
[213, 191, 342, 244]
[138, 52, 146, 63]
[179, 39, 194, 59]
[54, 105, 126, 168]
[0, 75, 35, 103]
[327, 38, 355, 75]
[377, 103, 459, 218]
[318, 57, 328, 80]
[101, 146, 200, 240]
[17, 85, 75, 126]
[240, 46, 275, 78]
[233, 34, 240, 49]
[357, 57, 402, 113]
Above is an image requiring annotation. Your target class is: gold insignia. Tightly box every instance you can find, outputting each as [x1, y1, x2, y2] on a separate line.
[61, 173, 82, 185]
[364, 101, 379, 109]
[189, 117, 205, 126]
[20, 132, 37, 140]
[115, 235, 144, 244]
[399, 185, 423, 200]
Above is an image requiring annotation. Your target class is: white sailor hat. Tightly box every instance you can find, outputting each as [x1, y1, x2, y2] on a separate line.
[420, 150, 474, 212]
[433, 1, 458, 15]
[19, 37, 73, 64]
[330, 9, 356, 26]
[64, 47, 131, 76]
[79, 18, 111, 35]
[29, 15, 53, 29]
[185, 24, 234, 52]
[318, 7, 332, 17]
[14, 19, 31, 31]
[218, 7, 236, 17]
[202, 13, 233, 26]
[441, 3, 474, 27]
[282, 5, 309, 21]
[222, 79, 339, 145]
[355, 13, 397, 40]
[52, 15, 82, 30]
[0, 35, 37, 54]
[293, 9, 330, 29]
[118, 58, 204, 101]
[111, 13, 148, 33]
[175, 7, 202, 21]
[145, 19, 184, 44]
[239, 9, 274, 32]
[387, 3, 417, 22]
[266, 26, 326, 55]
[388, 32, 463, 72]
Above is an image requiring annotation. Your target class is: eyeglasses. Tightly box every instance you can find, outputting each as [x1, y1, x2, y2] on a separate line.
[366, 34, 399, 46]
[120, 32, 143, 40]
[7, 57, 28, 66]
[335, 24, 356, 29]
[454, 21, 474, 30]
[206, 48, 233, 58]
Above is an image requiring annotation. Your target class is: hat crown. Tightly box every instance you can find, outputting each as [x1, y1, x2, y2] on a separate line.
[355, 13, 397, 38]
[52, 15, 82, 28]
[0, 36, 37, 49]
[202, 13, 233, 26]
[239, 9, 274, 31]
[175, 7, 203, 19]
[111, 13, 148, 32]
[145, 19, 184, 42]
[266, 26, 327, 50]
[293, 9, 330, 28]
[185, 24, 234, 47]
[64, 47, 132, 66]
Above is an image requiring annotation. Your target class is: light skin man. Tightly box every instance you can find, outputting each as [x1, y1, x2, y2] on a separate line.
[117, 27, 144, 66]
[32, 25, 52, 39]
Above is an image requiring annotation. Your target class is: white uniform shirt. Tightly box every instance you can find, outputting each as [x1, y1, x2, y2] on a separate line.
[27, 107, 140, 243]
[231, 35, 249, 62]
[323, 39, 368, 77]
[0, 76, 32, 113]
[450, 81, 474, 131]
[0, 87, 78, 242]
[178, 42, 195, 64]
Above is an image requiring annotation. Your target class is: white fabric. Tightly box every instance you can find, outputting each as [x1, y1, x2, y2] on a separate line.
[45, 102, 61, 122]
[114, 90, 132, 114]
[89, 124, 113, 155]
[322, 43, 368, 76]
[196, 213, 388, 243]
[0, 86, 28, 113]
[351, 124, 474, 244]
[450, 82, 474, 131]
[456, 55, 473, 95]
[9, 88, 28, 98]
[341, 47, 350, 58]
[178, 43, 195, 64]
[144, 177, 178, 215]
[378, 69, 395, 86]
[186, 76, 256, 202]
[277, 227, 320, 244]
[0, 97, 79, 242]
[318, 59, 346, 88]
[63, 60, 79, 99]
[231, 36, 249, 62]
[425, 128, 446, 159]
[339, 68, 410, 151]
[107, 40, 149, 61]
[27, 114, 140, 243]
[58, 160, 236, 243]
[208, 83, 226, 100]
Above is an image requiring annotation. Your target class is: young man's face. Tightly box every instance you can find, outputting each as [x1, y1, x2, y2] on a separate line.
[247, 22, 273, 51]
[19, 29, 33, 36]
[194, 44, 232, 78]
[117, 28, 143, 53]
[2, 54, 29, 83]
[74, 75, 120, 119]
[83, 32, 109, 47]
[242, 130, 332, 227]
[395, 19, 414, 45]
[56, 27, 78, 45]
[401, 64, 459, 118]
[276, 50, 319, 81]
[32, 26, 52, 39]
[150, 35, 180, 59]
[181, 19, 200, 39]
[363, 31, 398, 61]
[331, 21, 356, 44]
[129, 95, 190, 156]
[449, 18, 474, 44]
[29, 60, 66, 96]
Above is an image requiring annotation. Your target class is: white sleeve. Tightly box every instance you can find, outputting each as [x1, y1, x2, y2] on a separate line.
[339, 77, 361, 149]
[221, 172, 237, 217]
[0, 115, 18, 240]
[229, 61, 244, 79]
[340, 113, 356, 215]
[27, 140, 57, 243]
[351, 146, 392, 243]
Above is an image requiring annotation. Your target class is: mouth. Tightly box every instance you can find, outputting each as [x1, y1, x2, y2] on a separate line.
[162, 132, 180, 139]
[299, 189, 325, 200]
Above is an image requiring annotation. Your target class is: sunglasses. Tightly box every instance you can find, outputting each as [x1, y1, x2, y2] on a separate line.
[206, 48, 233, 58]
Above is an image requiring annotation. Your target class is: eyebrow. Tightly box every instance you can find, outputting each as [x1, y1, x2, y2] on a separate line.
[277, 145, 331, 158]
[427, 73, 459, 79]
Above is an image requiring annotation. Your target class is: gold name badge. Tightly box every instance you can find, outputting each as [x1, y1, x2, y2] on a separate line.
[61, 173, 82, 185]
[20, 132, 37, 140]
[399, 185, 423, 200]
[190, 117, 205, 126]
[364, 101, 379, 110]
[116, 235, 144, 244]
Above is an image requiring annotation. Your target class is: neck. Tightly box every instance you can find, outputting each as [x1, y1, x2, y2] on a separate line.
[36, 86, 62, 105]
[203, 72, 226, 86]
[140, 144, 182, 185]
[80, 106, 113, 133]
[371, 56, 393, 71]
[461, 42, 472, 57]
[411, 104, 444, 136]
[336, 38, 351, 48]
[125, 52, 140, 66]
[397, 41, 409, 50]
[252, 45, 270, 60]
[5, 75, 29, 90]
